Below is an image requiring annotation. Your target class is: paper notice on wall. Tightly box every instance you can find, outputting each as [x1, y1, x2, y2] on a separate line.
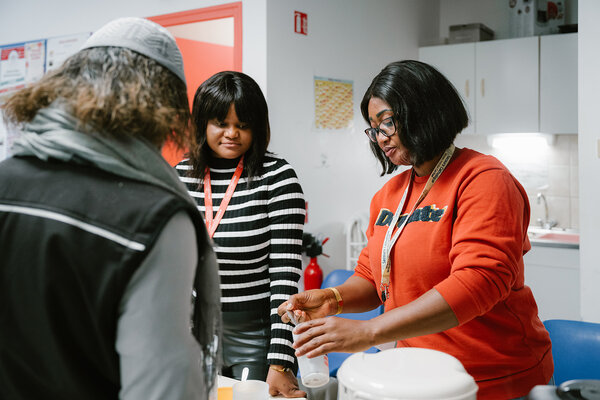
[314, 76, 353, 130]
[0, 32, 89, 162]
[0, 43, 26, 94]
[46, 32, 91, 72]
[0, 40, 45, 95]
[0, 39, 45, 161]
[0, 93, 20, 162]
[25, 41, 46, 83]
[0, 113, 8, 161]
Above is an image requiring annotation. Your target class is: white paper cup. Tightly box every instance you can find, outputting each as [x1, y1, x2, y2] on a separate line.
[232, 380, 269, 400]
[293, 332, 330, 388]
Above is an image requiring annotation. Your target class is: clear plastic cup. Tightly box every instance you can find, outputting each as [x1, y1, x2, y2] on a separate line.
[293, 332, 330, 388]
[287, 311, 330, 388]
[232, 379, 269, 400]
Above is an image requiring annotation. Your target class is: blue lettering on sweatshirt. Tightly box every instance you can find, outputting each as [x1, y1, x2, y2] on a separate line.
[375, 204, 447, 227]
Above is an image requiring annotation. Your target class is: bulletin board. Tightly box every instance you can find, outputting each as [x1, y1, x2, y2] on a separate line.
[0, 32, 91, 161]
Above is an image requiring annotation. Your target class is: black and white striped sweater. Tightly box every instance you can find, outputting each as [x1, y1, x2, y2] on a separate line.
[176, 154, 305, 368]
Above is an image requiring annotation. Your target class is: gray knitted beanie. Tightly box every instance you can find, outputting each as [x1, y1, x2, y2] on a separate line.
[81, 17, 186, 84]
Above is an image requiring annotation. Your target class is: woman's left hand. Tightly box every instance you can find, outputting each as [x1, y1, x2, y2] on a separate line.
[292, 317, 375, 359]
[266, 366, 307, 398]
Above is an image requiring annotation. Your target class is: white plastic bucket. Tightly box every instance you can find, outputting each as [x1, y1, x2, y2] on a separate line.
[337, 348, 478, 400]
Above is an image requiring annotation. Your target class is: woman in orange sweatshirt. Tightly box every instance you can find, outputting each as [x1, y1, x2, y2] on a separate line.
[278, 60, 553, 399]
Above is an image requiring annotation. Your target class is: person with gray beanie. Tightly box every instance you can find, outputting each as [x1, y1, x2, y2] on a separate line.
[0, 17, 221, 400]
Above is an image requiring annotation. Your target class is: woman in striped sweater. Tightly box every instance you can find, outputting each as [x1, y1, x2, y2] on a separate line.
[176, 71, 306, 398]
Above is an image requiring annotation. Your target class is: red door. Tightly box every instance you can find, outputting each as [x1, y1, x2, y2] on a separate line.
[148, 3, 242, 166]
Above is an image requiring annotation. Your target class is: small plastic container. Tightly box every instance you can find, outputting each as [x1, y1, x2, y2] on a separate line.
[232, 379, 269, 400]
[287, 311, 330, 388]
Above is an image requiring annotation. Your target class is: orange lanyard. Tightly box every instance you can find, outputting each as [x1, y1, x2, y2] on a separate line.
[203, 156, 244, 238]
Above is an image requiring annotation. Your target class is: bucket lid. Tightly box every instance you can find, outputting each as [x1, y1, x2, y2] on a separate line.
[337, 348, 478, 400]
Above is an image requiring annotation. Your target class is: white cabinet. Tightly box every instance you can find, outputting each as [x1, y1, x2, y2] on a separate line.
[540, 33, 578, 134]
[419, 43, 476, 134]
[419, 34, 578, 135]
[475, 37, 539, 134]
[524, 245, 580, 322]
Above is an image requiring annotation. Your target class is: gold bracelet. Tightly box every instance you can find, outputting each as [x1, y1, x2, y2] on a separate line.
[270, 365, 291, 373]
[329, 287, 343, 315]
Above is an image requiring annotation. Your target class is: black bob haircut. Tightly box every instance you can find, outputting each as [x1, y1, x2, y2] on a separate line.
[188, 71, 270, 185]
[360, 60, 469, 176]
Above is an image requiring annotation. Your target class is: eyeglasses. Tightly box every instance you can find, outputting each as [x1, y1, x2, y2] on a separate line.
[364, 117, 396, 142]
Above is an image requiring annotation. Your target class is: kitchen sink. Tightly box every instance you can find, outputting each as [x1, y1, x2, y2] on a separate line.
[527, 227, 580, 248]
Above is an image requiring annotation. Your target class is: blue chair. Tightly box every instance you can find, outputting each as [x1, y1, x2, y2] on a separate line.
[321, 269, 384, 377]
[543, 319, 600, 385]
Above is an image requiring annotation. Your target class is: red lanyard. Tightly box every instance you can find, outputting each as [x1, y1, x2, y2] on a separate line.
[203, 156, 244, 238]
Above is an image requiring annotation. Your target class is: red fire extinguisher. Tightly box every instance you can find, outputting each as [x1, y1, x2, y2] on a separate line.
[302, 235, 329, 290]
[304, 257, 323, 290]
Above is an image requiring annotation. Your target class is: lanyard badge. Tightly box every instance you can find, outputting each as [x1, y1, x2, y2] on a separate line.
[380, 266, 391, 303]
[379, 145, 455, 303]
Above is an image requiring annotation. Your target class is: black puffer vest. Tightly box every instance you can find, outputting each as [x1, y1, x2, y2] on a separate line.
[0, 156, 208, 400]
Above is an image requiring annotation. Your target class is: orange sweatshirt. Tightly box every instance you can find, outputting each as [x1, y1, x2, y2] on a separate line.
[354, 148, 553, 399]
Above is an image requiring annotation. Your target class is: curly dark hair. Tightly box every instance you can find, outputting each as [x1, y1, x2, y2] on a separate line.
[187, 71, 270, 186]
[360, 60, 469, 176]
[2, 47, 193, 151]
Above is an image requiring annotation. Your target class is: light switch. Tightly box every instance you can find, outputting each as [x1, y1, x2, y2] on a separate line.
[598, 139, 600, 158]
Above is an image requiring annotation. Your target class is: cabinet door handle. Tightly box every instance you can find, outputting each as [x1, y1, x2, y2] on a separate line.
[481, 78, 485, 97]
[465, 80, 469, 98]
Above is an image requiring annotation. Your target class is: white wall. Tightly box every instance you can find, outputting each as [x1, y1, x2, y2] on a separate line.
[578, 0, 600, 323]
[0, 0, 437, 277]
[439, 0, 510, 42]
[454, 134, 579, 230]
[439, 0, 579, 42]
[0, 0, 225, 44]
[265, 0, 437, 274]
[0, 0, 268, 90]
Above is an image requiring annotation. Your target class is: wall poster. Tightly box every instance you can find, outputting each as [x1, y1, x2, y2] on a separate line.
[314, 76, 354, 130]
[0, 40, 46, 160]
[0, 32, 90, 161]
[0, 43, 27, 94]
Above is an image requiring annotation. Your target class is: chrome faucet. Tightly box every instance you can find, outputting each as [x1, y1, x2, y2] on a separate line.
[536, 193, 557, 230]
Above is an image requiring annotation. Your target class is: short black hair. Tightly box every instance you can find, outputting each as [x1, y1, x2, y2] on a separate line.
[188, 71, 270, 184]
[360, 60, 469, 176]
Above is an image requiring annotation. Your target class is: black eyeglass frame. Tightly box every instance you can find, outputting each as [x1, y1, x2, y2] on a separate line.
[364, 116, 397, 142]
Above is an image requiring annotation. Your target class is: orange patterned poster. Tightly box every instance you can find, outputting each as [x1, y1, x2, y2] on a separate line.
[314, 76, 353, 130]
